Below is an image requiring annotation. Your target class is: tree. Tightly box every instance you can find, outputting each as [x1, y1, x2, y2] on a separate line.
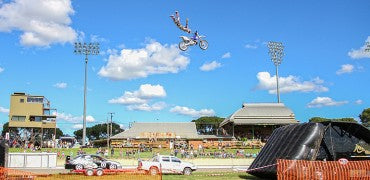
[309, 117, 357, 123]
[1, 122, 9, 136]
[192, 116, 225, 135]
[73, 123, 124, 141]
[56, 128, 64, 139]
[74, 129, 83, 140]
[309, 117, 329, 123]
[359, 108, 370, 127]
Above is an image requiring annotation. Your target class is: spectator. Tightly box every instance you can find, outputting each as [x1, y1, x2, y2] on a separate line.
[104, 149, 109, 157]
[111, 147, 114, 157]
[174, 149, 178, 157]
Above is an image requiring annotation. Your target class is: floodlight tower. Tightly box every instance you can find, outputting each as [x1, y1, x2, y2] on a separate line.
[366, 42, 370, 52]
[267, 41, 284, 103]
[74, 42, 100, 145]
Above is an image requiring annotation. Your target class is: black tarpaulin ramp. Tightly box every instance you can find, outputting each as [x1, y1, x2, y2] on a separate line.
[248, 122, 370, 179]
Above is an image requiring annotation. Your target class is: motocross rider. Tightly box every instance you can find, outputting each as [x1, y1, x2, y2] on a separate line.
[192, 31, 199, 44]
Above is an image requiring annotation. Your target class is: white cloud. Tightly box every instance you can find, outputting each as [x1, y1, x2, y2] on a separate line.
[109, 84, 166, 105]
[355, 99, 363, 105]
[336, 64, 354, 75]
[98, 40, 189, 80]
[55, 112, 95, 123]
[221, 52, 231, 59]
[53, 82, 67, 89]
[90, 34, 106, 43]
[0, 106, 9, 114]
[109, 84, 166, 112]
[109, 92, 147, 105]
[348, 36, 370, 59]
[170, 106, 215, 118]
[256, 72, 329, 94]
[0, 0, 77, 47]
[119, 124, 124, 129]
[200, 61, 221, 71]
[137, 84, 167, 98]
[307, 97, 348, 108]
[0, 67, 4, 73]
[127, 102, 166, 111]
[72, 124, 83, 129]
[245, 44, 258, 49]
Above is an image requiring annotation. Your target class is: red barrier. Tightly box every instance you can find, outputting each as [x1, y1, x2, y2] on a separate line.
[277, 159, 370, 180]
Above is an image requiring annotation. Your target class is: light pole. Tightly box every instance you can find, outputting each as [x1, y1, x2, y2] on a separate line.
[366, 42, 370, 52]
[74, 42, 99, 145]
[267, 41, 284, 103]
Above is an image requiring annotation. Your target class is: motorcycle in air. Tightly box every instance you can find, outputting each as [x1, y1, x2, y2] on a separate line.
[178, 35, 208, 51]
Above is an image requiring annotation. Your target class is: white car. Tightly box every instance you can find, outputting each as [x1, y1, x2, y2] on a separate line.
[138, 155, 197, 175]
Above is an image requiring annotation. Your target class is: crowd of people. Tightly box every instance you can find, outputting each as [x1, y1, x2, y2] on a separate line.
[170, 148, 258, 159]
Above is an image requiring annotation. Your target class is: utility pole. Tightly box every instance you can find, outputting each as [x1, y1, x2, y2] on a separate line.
[108, 112, 115, 148]
[107, 117, 110, 149]
[74, 42, 99, 145]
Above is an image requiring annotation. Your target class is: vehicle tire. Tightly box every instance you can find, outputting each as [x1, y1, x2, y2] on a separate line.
[149, 167, 159, 176]
[109, 164, 117, 169]
[179, 42, 188, 51]
[183, 167, 192, 175]
[95, 168, 104, 176]
[85, 168, 94, 176]
[199, 40, 208, 50]
[75, 164, 84, 170]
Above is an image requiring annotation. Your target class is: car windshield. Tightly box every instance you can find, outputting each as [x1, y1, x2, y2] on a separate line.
[92, 155, 105, 161]
[72, 155, 84, 160]
[151, 156, 159, 162]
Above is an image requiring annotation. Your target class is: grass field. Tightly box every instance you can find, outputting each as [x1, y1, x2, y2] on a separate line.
[9, 147, 261, 159]
[34, 172, 261, 180]
[164, 172, 262, 180]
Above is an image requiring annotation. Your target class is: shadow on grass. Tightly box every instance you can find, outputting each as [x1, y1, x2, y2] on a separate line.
[238, 174, 269, 180]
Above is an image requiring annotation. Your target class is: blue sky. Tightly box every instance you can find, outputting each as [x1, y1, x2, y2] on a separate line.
[0, 0, 369, 135]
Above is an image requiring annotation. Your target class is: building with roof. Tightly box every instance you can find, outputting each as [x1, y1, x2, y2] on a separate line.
[8, 92, 57, 148]
[110, 122, 233, 149]
[111, 122, 199, 140]
[220, 103, 298, 141]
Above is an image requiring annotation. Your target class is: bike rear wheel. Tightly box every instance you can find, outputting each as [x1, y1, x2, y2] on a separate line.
[179, 41, 188, 51]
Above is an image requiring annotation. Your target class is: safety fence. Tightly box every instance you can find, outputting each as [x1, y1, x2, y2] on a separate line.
[0, 167, 46, 180]
[0, 167, 162, 180]
[277, 159, 370, 180]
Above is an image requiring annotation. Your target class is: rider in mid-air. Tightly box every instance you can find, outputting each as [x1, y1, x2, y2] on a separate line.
[192, 31, 199, 44]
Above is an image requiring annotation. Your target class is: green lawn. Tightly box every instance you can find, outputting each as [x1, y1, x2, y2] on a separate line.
[163, 172, 263, 180]
[9, 147, 261, 159]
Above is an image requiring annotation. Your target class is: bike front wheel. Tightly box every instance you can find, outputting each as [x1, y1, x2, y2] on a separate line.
[199, 40, 208, 50]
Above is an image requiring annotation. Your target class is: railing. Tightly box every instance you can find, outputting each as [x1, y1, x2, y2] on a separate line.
[7, 153, 57, 168]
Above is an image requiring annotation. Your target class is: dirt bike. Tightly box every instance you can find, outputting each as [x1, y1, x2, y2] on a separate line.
[178, 35, 208, 51]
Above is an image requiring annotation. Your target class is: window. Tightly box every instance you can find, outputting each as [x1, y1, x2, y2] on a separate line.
[171, 157, 181, 163]
[27, 97, 43, 103]
[20, 99, 24, 103]
[11, 116, 26, 121]
[152, 157, 159, 162]
[43, 109, 50, 115]
[29, 116, 42, 122]
[35, 116, 42, 122]
[162, 157, 170, 162]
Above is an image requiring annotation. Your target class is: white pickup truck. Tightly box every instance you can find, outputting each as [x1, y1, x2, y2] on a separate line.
[138, 155, 197, 175]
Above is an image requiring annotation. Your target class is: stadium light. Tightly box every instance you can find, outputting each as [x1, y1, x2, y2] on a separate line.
[74, 42, 100, 146]
[267, 41, 284, 103]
